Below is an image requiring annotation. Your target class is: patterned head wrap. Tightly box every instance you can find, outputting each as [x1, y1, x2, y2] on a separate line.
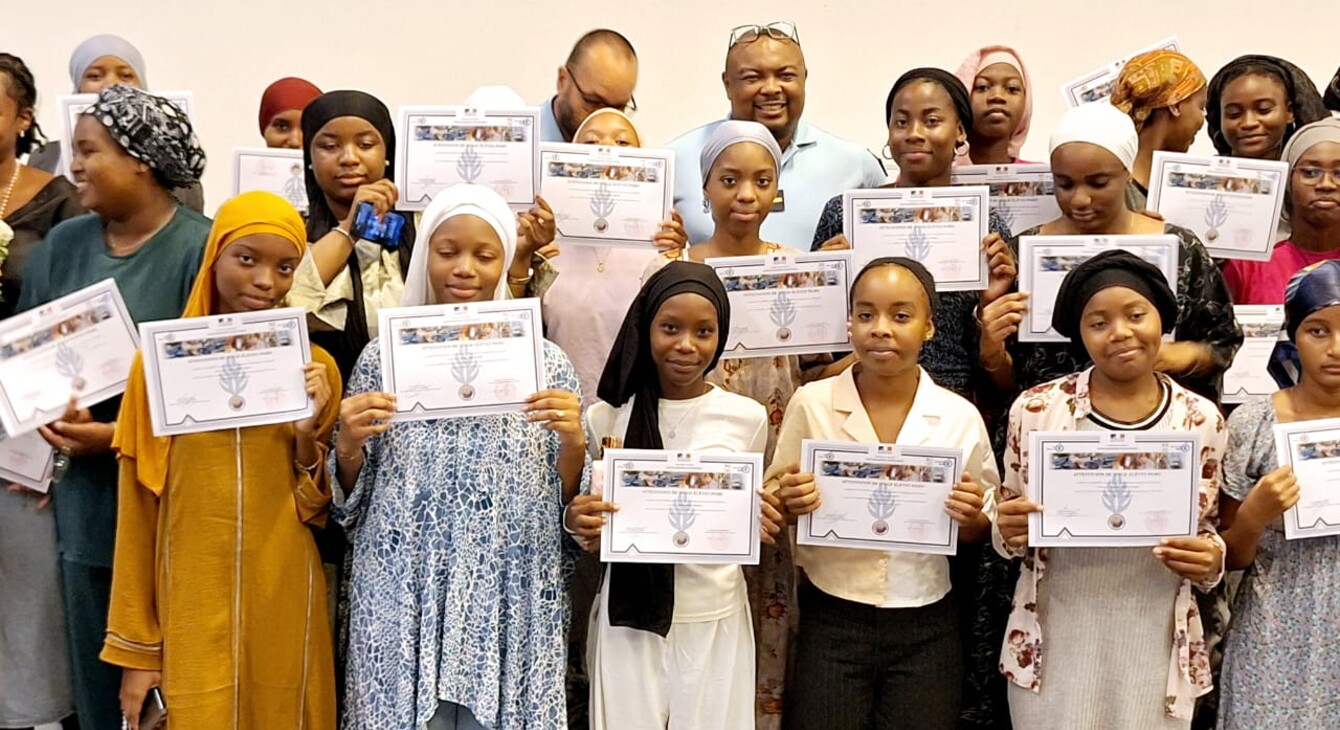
[1111, 50, 1207, 131]
[85, 85, 205, 189]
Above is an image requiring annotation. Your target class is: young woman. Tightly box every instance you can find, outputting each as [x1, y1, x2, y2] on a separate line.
[105, 192, 338, 729]
[259, 77, 322, 149]
[332, 184, 585, 729]
[994, 250, 1227, 729]
[1215, 261, 1340, 728]
[954, 46, 1034, 165]
[769, 257, 998, 729]
[567, 260, 781, 729]
[19, 84, 209, 730]
[1110, 50, 1208, 211]
[1224, 119, 1340, 304]
[1206, 54, 1329, 162]
[0, 52, 82, 730]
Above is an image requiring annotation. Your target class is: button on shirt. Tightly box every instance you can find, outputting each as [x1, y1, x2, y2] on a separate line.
[665, 119, 888, 250]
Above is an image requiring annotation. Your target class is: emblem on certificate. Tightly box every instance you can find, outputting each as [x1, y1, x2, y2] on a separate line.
[868, 483, 896, 535]
[1103, 474, 1132, 529]
[219, 356, 249, 410]
[590, 182, 616, 233]
[453, 346, 480, 401]
[55, 342, 86, 392]
[669, 493, 697, 547]
[1203, 194, 1229, 242]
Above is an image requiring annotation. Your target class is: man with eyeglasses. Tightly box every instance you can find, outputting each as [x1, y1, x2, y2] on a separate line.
[666, 21, 887, 248]
[539, 29, 638, 143]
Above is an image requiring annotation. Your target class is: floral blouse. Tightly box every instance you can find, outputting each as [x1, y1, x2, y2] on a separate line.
[992, 368, 1228, 720]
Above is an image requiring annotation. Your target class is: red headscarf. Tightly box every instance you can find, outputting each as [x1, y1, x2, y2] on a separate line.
[258, 77, 322, 135]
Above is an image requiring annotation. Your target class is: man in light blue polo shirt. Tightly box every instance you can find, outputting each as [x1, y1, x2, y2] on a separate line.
[538, 29, 639, 143]
[665, 21, 887, 249]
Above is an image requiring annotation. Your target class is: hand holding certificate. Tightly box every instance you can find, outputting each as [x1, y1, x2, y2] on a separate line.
[232, 148, 308, 214]
[1273, 418, 1340, 539]
[707, 251, 853, 359]
[1147, 152, 1288, 261]
[396, 105, 539, 210]
[600, 449, 763, 565]
[539, 142, 674, 248]
[844, 186, 990, 291]
[378, 298, 545, 420]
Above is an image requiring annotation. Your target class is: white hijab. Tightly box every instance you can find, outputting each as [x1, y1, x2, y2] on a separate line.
[1049, 102, 1139, 170]
[400, 184, 518, 306]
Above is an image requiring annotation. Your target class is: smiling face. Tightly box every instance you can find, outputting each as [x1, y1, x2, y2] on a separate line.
[213, 233, 301, 314]
[68, 114, 154, 215]
[888, 80, 965, 186]
[1078, 286, 1163, 384]
[1219, 72, 1294, 159]
[1295, 305, 1340, 389]
[849, 264, 934, 378]
[1050, 142, 1130, 233]
[263, 109, 304, 149]
[1290, 140, 1340, 230]
[426, 214, 506, 304]
[309, 116, 386, 210]
[704, 141, 777, 237]
[650, 292, 720, 396]
[78, 55, 142, 93]
[969, 62, 1025, 143]
[723, 36, 806, 145]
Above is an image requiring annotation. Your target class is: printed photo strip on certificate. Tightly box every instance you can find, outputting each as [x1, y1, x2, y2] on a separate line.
[396, 105, 539, 211]
[539, 142, 674, 248]
[1016, 235, 1179, 342]
[378, 298, 544, 421]
[231, 147, 309, 214]
[1273, 418, 1340, 540]
[58, 92, 193, 181]
[707, 251, 853, 359]
[951, 164, 1062, 235]
[1223, 305, 1285, 404]
[138, 307, 314, 437]
[798, 439, 964, 555]
[843, 186, 990, 291]
[1147, 152, 1289, 261]
[1059, 36, 1180, 108]
[601, 449, 763, 565]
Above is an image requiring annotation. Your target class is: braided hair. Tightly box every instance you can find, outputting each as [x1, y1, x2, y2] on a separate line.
[0, 54, 43, 157]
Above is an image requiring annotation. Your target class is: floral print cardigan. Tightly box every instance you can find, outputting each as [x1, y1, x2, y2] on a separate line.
[990, 368, 1228, 720]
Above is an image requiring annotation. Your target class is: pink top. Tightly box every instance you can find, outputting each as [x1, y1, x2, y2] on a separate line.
[1224, 240, 1340, 304]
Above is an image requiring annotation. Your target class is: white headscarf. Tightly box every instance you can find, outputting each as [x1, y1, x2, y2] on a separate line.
[463, 85, 527, 108]
[699, 120, 784, 186]
[573, 107, 641, 146]
[1048, 102, 1139, 170]
[400, 184, 518, 306]
[69, 34, 148, 91]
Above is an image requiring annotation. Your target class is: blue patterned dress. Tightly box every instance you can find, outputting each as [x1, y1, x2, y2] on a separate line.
[332, 339, 586, 729]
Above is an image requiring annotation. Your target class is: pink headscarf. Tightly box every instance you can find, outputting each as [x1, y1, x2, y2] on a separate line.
[954, 45, 1033, 163]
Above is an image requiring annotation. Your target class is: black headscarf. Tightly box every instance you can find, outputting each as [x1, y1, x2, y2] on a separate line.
[849, 256, 940, 315]
[1052, 250, 1178, 341]
[1325, 66, 1340, 113]
[300, 90, 416, 379]
[885, 67, 973, 130]
[1206, 55, 1330, 156]
[596, 260, 731, 636]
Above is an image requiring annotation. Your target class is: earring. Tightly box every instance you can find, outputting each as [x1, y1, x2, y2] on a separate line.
[881, 143, 894, 160]
[702, 196, 710, 214]
[954, 139, 970, 156]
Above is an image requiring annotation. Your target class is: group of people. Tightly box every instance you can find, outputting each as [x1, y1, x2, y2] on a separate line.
[1, 20, 1339, 730]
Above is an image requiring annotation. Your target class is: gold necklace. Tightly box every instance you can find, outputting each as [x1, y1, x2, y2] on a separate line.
[595, 247, 611, 273]
[0, 163, 21, 219]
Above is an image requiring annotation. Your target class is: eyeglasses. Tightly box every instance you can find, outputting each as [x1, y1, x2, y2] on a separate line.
[1295, 166, 1340, 185]
[727, 21, 800, 51]
[564, 64, 637, 114]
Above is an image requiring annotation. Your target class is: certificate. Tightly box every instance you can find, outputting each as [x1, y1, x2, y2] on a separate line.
[1147, 152, 1288, 261]
[231, 147, 308, 214]
[1223, 305, 1285, 404]
[951, 164, 1062, 234]
[137, 308, 313, 437]
[706, 251, 853, 359]
[1028, 431, 1202, 547]
[396, 105, 539, 210]
[0, 430, 55, 493]
[0, 279, 138, 436]
[378, 298, 544, 420]
[1017, 235, 1179, 342]
[539, 143, 674, 248]
[1274, 418, 1340, 539]
[797, 440, 963, 555]
[601, 449, 763, 565]
[1060, 36, 1180, 107]
[843, 186, 990, 291]
[58, 92, 193, 180]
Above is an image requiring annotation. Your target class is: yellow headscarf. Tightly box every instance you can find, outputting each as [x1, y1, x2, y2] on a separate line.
[1111, 50, 1207, 131]
[114, 191, 308, 495]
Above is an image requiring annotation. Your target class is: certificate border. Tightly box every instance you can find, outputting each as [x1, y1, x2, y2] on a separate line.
[706, 251, 854, 359]
[1273, 417, 1340, 539]
[538, 142, 675, 248]
[1059, 36, 1180, 108]
[1027, 431, 1201, 547]
[950, 164, 1061, 233]
[0, 434, 54, 492]
[601, 448, 763, 565]
[842, 186, 991, 291]
[139, 307, 314, 437]
[1221, 304, 1284, 404]
[797, 439, 963, 555]
[379, 298, 546, 422]
[394, 105, 541, 211]
[59, 92, 193, 182]
[1146, 151, 1289, 262]
[230, 146, 308, 213]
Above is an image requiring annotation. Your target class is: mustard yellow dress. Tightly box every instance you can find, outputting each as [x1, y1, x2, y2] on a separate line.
[101, 347, 340, 729]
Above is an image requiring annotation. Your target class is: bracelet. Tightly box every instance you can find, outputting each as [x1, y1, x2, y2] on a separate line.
[335, 446, 364, 462]
[294, 455, 321, 474]
[332, 226, 355, 244]
[508, 268, 534, 286]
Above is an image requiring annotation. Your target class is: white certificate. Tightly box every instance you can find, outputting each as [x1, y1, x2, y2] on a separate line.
[1147, 152, 1288, 261]
[601, 449, 763, 565]
[137, 308, 313, 437]
[1273, 418, 1340, 539]
[1223, 305, 1285, 404]
[843, 186, 990, 291]
[797, 440, 963, 555]
[1028, 431, 1201, 547]
[1017, 235, 1179, 342]
[396, 105, 539, 211]
[378, 298, 544, 421]
[707, 251, 853, 359]
[0, 279, 138, 436]
[1060, 36, 1180, 107]
[951, 164, 1062, 235]
[539, 143, 674, 248]
[231, 147, 308, 214]
[0, 430, 55, 493]
[58, 92, 193, 181]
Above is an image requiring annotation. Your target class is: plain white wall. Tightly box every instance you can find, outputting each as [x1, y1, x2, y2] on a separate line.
[8, 0, 1339, 215]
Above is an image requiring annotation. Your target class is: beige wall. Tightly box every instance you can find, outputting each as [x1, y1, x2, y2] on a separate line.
[8, 0, 1339, 214]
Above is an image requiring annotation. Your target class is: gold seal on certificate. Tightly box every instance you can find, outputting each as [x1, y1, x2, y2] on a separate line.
[539, 142, 674, 248]
[708, 251, 853, 359]
[1147, 152, 1289, 261]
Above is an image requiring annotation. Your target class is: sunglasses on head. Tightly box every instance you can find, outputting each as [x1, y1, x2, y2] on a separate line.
[727, 21, 800, 51]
